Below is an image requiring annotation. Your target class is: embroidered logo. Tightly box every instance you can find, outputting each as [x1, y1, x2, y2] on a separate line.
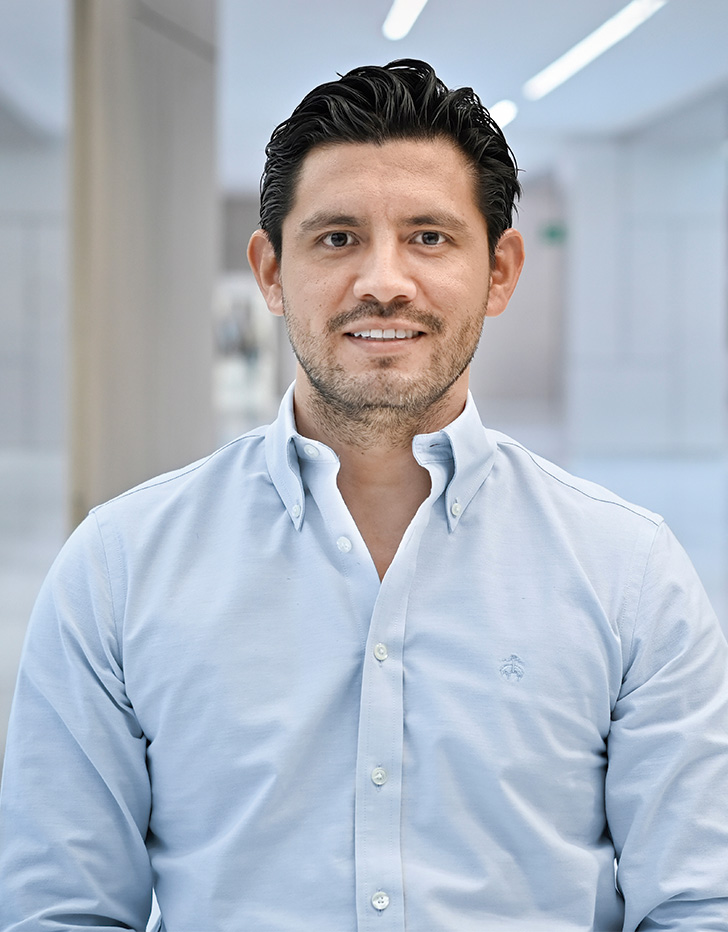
[499, 654, 525, 681]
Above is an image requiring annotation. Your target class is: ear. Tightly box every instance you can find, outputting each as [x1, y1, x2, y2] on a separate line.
[484, 228, 525, 318]
[247, 229, 284, 317]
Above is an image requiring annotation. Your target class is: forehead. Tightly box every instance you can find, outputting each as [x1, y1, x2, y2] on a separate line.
[286, 137, 482, 223]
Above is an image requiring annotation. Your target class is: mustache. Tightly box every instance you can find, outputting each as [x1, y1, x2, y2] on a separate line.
[327, 301, 444, 334]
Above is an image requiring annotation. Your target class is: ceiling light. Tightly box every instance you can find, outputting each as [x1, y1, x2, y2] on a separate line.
[382, 0, 429, 41]
[522, 0, 668, 101]
[489, 99, 518, 129]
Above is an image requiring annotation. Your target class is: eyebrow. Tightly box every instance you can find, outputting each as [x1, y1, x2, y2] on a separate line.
[297, 210, 470, 235]
[297, 212, 363, 234]
[405, 213, 469, 233]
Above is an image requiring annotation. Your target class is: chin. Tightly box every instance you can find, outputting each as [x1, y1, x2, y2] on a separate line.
[313, 370, 457, 416]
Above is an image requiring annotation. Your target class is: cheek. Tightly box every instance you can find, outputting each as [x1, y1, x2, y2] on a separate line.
[282, 270, 342, 315]
[426, 262, 489, 299]
[282, 297, 325, 338]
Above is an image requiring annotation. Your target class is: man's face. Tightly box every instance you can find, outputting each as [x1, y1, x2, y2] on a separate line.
[252, 137, 519, 424]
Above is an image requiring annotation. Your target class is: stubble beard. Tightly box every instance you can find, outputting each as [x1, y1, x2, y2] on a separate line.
[282, 295, 487, 448]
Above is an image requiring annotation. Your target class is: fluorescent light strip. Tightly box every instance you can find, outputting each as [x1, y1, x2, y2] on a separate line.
[382, 0, 429, 40]
[489, 99, 518, 129]
[522, 0, 668, 101]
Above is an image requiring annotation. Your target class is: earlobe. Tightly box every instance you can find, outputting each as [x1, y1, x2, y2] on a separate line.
[247, 229, 284, 317]
[484, 228, 525, 318]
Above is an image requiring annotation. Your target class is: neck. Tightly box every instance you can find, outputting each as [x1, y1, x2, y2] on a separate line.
[292, 376, 466, 580]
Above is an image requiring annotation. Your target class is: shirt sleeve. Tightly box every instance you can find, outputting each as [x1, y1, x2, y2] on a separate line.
[606, 520, 728, 931]
[0, 513, 154, 930]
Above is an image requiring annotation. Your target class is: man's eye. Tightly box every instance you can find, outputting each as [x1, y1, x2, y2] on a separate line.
[322, 232, 353, 247]
[416, 231, 446, 246]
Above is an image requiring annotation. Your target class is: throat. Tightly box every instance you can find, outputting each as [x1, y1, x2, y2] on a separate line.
[337, 457, 432, 581]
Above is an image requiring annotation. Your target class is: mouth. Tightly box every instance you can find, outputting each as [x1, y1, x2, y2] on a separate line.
[347, 328, 423, 341]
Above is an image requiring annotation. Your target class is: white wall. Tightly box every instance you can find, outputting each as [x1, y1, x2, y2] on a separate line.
[561, 93, 728, 456]
[472, 173, 566, 412]
[0, 143, 68, 451]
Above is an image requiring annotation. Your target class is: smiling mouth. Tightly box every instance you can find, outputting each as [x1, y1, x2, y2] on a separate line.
[348, 328, 422, 340]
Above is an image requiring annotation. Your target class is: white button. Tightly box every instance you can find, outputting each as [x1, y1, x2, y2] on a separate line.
[336, 536, 352, 553]
[371, 891, 390, 911]
[373, 642, 388, 661]
[371, 767, 388, 786]
[451, 500, 462, 517]
[291, 504, 301, 518]
[303, 443, 319, 458]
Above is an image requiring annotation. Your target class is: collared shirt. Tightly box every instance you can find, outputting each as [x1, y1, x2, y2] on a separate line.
[1, 385, 727, 931]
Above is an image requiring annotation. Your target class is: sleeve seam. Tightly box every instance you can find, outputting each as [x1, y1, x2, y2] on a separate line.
[620, 518, 665, 681]
[90, 510, 125, 676]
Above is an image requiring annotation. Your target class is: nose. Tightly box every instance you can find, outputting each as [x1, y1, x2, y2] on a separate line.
[352, 239, 417, 306]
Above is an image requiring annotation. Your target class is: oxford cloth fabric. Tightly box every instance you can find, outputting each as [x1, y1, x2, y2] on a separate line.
[1, 386, 728, 931]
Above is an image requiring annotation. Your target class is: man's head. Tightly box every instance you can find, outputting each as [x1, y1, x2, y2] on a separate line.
[259, 58, 521, 265]
[249, 61, 525, 441]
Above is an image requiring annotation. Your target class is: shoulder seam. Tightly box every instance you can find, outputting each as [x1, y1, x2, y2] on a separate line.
[91, 431, 265, 514]
[496, 439, 662, 529]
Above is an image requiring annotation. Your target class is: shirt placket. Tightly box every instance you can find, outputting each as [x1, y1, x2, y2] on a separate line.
[353, 459, 449, 932]
[295, 432, 451, 930]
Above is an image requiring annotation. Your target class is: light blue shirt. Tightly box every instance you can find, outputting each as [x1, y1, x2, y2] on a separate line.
[2, 386, 728, 931]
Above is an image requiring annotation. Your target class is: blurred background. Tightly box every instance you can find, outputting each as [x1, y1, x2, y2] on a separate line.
[1, 0, 727, 762]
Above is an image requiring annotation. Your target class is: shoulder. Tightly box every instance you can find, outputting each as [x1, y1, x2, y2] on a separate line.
[92, 426, 269, 519]
[486, 428, 663, 532]
[480, 430, 708, 658]
[68, 426, 275, 571]
[481, 428, 666, 602]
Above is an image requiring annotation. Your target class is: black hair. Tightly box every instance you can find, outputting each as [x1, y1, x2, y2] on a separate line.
[259, 59, 521, 263]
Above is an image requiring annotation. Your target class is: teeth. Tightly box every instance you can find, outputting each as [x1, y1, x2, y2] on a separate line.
[351, 329, 418, 339]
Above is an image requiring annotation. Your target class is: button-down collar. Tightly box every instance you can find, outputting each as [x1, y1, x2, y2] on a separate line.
[265, 383, 497, 532]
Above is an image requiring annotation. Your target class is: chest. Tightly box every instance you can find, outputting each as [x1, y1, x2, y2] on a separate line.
[119, 506, 624, 758]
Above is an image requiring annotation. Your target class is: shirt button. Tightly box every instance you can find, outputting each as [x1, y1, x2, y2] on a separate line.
[291, 504, 301, 518]
[336, 536, 352, 553]
[371, 767, 388, 786]
[451, 500, 462, 517]
[371, 891, 390, 911]
[373, 642, 388, 661]
[303, 443, 319, 458]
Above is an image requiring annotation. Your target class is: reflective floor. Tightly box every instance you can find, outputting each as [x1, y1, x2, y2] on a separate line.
[2, 431, 727, 761]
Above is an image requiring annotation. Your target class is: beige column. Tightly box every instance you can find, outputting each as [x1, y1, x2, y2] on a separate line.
[70, 0, 217, 527]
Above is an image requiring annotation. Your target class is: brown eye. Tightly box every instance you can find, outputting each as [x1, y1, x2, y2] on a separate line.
[418, 231, 445, 246]
[323, 232, 352, 247]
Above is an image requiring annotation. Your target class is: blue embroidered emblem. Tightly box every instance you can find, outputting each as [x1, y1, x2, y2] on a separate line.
[500, 654, 525, 681]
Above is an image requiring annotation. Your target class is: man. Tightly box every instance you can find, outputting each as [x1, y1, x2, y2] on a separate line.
[1, 59, 727, 931]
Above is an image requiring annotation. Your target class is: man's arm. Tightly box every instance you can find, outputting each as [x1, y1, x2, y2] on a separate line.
[606, 521, 728, 931]
[0, 514, 154, 930]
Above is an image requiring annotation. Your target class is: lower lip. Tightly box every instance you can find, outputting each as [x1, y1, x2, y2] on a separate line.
[344, 334, 423, 351]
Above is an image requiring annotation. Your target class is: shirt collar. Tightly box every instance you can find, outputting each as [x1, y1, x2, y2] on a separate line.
[265, 382, 496, 532]
[413, 392, 497, 531]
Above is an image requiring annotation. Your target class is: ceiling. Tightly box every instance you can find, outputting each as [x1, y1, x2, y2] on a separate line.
[1, 0, 727, 190]
[219, 0, 728, 189]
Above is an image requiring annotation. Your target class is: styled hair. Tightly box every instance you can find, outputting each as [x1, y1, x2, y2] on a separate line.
[259, 58, 521, 263]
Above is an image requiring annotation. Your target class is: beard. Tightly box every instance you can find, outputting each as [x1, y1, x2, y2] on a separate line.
[282, 295, 487, 442]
